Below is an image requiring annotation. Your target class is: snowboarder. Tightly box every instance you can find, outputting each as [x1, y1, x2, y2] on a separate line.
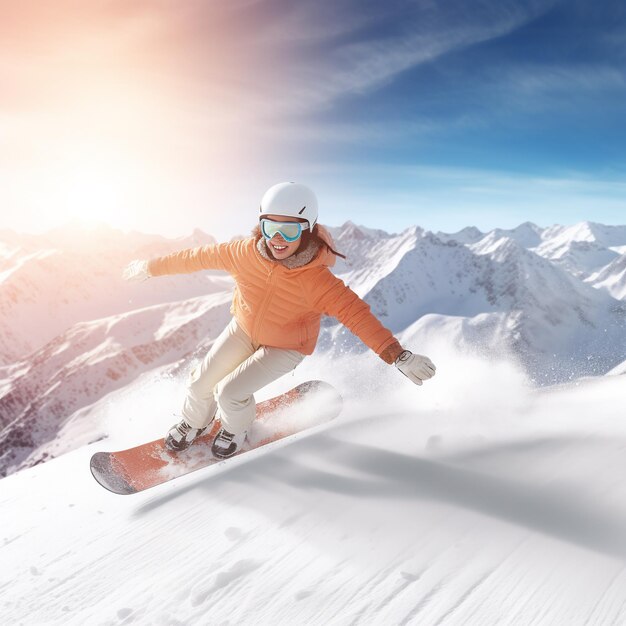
[123, 182, 436, 459]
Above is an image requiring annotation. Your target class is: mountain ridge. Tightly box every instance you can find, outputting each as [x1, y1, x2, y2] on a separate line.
[1, 219, 625, 476]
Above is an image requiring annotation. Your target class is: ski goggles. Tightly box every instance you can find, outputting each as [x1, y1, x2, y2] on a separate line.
[260, 218, 309, 242]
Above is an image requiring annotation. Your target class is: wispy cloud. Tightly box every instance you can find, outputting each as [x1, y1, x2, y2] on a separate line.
[0, 1, 564, 124]
[243, 0, 562, 116]
[481, 62, 626, 123]
[512, 64, 625, 94]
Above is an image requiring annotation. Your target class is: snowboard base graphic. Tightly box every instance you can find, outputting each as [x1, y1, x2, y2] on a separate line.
[90, 380, 342, 495]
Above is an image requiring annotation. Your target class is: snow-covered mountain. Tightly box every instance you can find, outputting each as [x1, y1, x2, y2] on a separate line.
[326, 222, 625, 381]
[0, 223, 228, 365]
[436, 220, 626, 282]
[1, 220, 625, 478]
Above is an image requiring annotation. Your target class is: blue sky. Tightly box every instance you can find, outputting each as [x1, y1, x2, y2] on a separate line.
[2, 0, 625, 237]
[280, 0, 626, 233]
[318, 4, 625, 174]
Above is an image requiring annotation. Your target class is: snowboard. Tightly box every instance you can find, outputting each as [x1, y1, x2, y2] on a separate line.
[90, 380, 342, 495]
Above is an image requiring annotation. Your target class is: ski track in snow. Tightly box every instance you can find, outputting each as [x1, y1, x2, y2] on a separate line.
[2, 375, 626, 624]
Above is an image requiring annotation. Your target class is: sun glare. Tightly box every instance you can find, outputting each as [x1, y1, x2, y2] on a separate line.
[48, 152, 142, 229]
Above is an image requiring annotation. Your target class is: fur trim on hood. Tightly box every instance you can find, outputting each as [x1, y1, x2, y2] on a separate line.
[255, 236, 320, 269]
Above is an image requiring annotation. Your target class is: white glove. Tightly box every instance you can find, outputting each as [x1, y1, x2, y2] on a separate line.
[394, 350, 436, 386]
[122, 259, 151, 282]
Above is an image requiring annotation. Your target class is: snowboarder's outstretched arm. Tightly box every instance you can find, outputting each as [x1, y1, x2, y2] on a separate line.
[308, 271, 436, 386]
[122, 241, 243, 281]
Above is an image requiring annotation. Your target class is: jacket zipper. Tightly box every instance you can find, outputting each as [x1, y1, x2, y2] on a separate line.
[252, 265, 276, 344]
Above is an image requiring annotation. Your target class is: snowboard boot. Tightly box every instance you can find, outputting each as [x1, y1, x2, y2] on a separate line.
[165, 418, 210, 452]
[211, 427, 247, 459]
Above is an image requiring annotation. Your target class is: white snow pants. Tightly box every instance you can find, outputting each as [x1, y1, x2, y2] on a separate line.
[182, 317, 305, 435]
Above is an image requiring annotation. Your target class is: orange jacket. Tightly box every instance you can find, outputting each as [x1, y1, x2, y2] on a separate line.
[148, 226, 401, 362]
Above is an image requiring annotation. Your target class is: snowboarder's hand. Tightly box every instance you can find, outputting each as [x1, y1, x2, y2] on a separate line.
[394, 350, 436, 386]
[123, 259, 151, 282]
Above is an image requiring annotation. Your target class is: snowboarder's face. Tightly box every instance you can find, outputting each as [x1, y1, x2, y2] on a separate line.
[263, 214, 304, 259]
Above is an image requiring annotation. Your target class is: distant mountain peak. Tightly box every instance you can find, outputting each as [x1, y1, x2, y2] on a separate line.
[519, 220, 540, 227]
[175, 228, 216, 246]
[435, 225, 484, 245]
[471, 232, 522, 257]
[401, 224, 425, 238]
[336, 221, 393, 241]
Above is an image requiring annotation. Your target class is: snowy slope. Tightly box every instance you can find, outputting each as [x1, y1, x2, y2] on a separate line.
[0, 292, 233, 477]
[586, 253, 626, 301]
[608, 359, 626, 375]
[2, 356, 626, 625]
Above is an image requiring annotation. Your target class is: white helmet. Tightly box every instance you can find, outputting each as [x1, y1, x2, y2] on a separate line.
[259, 182, 318, 229]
